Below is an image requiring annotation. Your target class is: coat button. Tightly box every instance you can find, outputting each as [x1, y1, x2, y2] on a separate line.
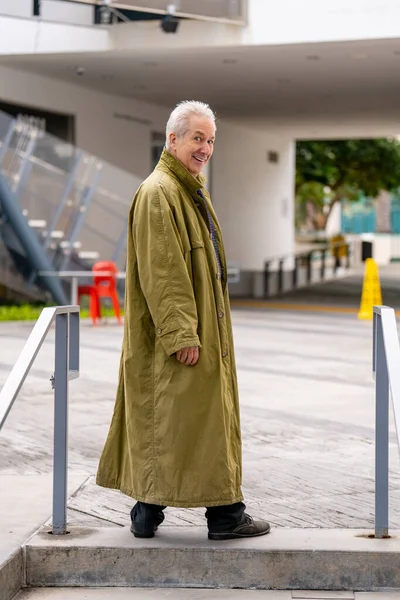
[218, 311, 224, 319]
[157, 328, 162, 334]
[222, 351, 228, 358]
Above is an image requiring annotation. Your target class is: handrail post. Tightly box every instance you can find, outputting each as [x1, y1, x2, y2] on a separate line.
[346, 244, 351, 269]
[375, 312, 389, 538]
[320, 248, 326, 280]
[292, 256, 299, 290]
[52, 313, 70, 535]
[278, 259, 284, 295]
[306, 252, 312, 284]
[264, 261, 270, 297]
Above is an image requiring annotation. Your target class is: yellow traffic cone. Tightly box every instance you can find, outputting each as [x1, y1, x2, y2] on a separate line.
[358, 258, 383, 320]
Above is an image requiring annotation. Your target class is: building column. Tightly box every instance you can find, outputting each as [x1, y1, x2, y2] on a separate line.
[212, 121, 295, 295]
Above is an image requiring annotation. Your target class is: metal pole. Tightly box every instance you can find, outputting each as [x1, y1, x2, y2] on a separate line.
[70, 276, 78, 305]
[278, 259, 284, 294]
[320, 249, 326, 280]
[0, 121, 16, 167]
[33, 0, 40, 16]
[69, 311, 80, 376]
[375, 313, 389, 538]
[264, 261, 270, 297]
[307, 252, 312, 284]
[346, 244, 351, 269]
[52, 313, 69, 535]
[373, 311, 377, 377]
[292, 256, 299, 289]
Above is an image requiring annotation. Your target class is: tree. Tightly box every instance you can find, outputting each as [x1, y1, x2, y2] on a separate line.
[295, 139, 400, 230]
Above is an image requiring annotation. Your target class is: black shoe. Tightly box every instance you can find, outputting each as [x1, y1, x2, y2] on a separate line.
[130, 503, 165, 539]
[208, 513, 271, 541]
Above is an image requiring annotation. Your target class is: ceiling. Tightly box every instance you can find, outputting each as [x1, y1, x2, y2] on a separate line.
[2, 37, 400, 137]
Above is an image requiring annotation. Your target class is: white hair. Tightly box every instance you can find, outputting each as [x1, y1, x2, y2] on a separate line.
[165, 100, 216, 150]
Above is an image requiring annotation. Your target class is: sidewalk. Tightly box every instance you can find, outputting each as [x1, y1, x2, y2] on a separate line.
[275, 263, 400, 308]
[1, 307, 399, 544]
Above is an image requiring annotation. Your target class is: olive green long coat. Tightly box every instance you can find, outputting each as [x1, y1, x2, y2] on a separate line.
[96, 150, 243, 507]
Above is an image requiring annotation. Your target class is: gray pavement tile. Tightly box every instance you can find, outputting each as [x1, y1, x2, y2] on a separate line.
[1, 309, 399, 534]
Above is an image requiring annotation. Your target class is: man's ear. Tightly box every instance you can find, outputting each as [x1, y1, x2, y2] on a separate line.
[169, 132, 177, 150]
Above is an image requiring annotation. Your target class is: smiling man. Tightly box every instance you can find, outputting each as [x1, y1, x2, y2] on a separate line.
[96, 100, 271, 540]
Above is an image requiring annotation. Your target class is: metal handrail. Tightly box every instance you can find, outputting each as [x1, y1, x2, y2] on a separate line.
[37, 267, 241, 304]
[0, 305, 80, 534]
[264, 239, 355, 266]
[372, 306, 400, 538]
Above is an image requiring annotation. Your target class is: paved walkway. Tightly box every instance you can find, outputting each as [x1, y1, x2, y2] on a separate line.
[1, 308, 400, 541]
[274, 262, 400, 308]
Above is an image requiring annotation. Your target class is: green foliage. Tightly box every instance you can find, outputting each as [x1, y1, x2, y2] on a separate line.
[0, 304, 45, 321]
[296, 138, 400, 230]
[0, 304, 124, 321]
[296, 138, 400, 195]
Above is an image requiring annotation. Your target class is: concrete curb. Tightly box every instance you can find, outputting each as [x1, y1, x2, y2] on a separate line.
[24, 527, 400, 591]
[0, 548, 23, 600]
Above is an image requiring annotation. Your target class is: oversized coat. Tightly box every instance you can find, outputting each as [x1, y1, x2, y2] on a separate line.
[96, 150, 243, 507]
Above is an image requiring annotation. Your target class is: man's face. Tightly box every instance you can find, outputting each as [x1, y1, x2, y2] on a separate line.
[169, 115, 215, 176]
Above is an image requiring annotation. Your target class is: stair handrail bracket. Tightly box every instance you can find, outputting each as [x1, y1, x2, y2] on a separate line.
[0, 305, 80, 534]
[372, 305, 400, 539]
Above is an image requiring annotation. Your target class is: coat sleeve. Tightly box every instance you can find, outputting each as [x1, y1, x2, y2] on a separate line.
[133, 184, 201, 357]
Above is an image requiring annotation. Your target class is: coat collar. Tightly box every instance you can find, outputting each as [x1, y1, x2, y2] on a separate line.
[157, 149, 206, 195]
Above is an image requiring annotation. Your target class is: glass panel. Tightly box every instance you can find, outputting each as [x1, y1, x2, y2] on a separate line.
[110, 0, 246, 22]
[0, 109, 142, 273]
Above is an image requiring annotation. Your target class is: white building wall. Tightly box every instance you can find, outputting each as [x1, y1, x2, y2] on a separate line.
[2, 0, 400, 57]
[0, 0, 32, 18]
[213, 121, 295, 270]
[0, 65, 168, 178]
[0, 0, 94, 26]
[247, 0, 400, 46]
[41, 0, 94, 27]
[112, 0, 400, 53]
[0, 15, 108, 55]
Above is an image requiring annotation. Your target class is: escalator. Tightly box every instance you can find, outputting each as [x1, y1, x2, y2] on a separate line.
[0, 173, 68, 304]
[0, 109, 140, 305]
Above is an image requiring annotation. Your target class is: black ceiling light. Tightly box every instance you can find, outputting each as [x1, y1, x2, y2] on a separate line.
[161, 4, 179, 33]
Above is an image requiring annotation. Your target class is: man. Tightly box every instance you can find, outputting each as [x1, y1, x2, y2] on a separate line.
[96, 100, 270, 541]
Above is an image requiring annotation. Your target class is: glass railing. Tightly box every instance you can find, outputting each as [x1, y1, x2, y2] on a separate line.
[0, 0, 247, 27]
[0, 109, 142, 272]
[109, 0, 247, 23]
[0, 0, 96, 27]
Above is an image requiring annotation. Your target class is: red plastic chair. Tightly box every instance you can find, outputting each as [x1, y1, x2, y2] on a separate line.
[77, 285, 101, 325]
[92, 261, 122, 324]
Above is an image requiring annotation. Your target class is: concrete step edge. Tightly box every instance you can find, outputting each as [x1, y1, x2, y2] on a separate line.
[0, 548, 23, 600]
[24, 526, 400, 591]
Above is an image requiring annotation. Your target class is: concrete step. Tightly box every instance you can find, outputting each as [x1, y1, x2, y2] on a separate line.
[17, 590, 395, 600]
[15, 590, 399, 600]
[24, 527, 400, 591]
[12, 589, 350, 599]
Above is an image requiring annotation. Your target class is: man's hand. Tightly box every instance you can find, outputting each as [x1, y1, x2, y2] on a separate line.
[176, 346, 199, 366]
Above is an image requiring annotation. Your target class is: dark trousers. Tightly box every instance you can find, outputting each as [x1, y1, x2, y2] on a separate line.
[132, 501, 246, 531]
